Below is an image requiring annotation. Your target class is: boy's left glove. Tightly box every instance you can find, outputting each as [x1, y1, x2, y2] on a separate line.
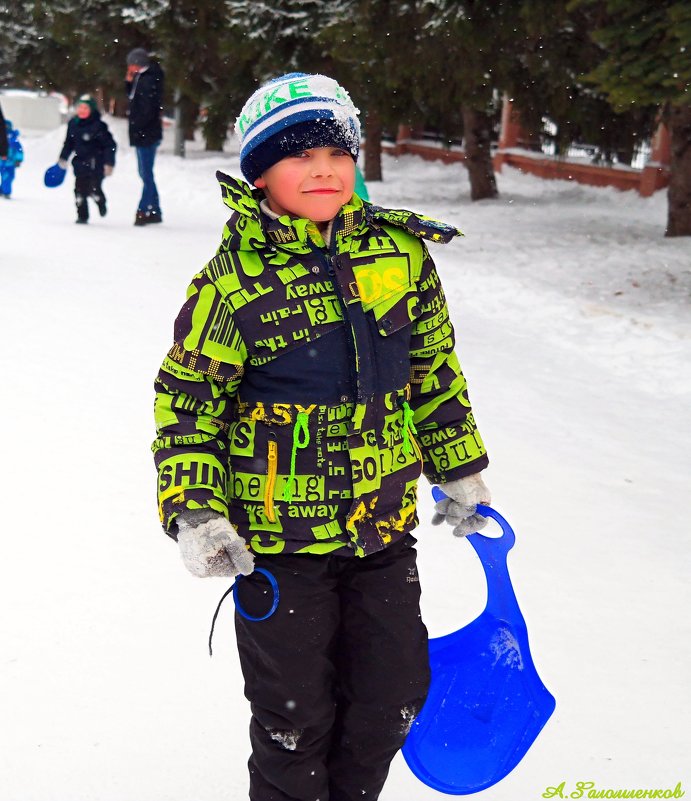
[432, 473, 491, 537]
[176, 509, 255, 578]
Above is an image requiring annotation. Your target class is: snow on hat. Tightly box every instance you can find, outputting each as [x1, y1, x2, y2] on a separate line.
[77, 94, 98, 112]
[127, 47, 151, 67]
[235, 72, 361, 184]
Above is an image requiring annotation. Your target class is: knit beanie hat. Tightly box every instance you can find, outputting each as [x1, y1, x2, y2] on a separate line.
[235, 72, 360, 184]
[77, 94, 98, 113]
[127, 48, 151, 67]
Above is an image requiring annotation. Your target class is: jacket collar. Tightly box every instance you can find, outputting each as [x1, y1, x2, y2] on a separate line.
[214, 171, 461, 253]
[215, 171, 367, 253]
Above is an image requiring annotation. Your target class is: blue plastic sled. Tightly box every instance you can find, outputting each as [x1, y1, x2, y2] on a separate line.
[402, 495, 555, 794]
[44, 163, 67, 188]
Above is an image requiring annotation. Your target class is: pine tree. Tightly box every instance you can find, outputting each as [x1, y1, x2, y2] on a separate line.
[574, 0, 691, 236]
[318, 0, 423, 183]
[511, 0, 656, 164]
[1, 0, 151, 107]
[415, 1, 525, 200]
[225, 0, 333, 76]
[151, 0, 236, 152]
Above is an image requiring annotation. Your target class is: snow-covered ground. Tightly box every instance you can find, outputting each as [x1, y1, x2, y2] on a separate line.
[1, 117, 689, 801]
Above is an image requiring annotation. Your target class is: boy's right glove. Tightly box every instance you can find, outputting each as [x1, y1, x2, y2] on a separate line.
[431, 473, 491, 537]
[176, 509, 255, 578]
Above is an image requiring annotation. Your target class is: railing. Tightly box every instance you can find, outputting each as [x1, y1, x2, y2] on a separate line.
[380, 104, 670, 198]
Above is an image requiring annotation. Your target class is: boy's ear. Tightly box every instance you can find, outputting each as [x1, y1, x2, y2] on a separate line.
[254, 176, 266, 189]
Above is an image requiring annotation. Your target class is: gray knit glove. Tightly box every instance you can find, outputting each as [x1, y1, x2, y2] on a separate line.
[432, 473, 491, 537]
[176, 509, 255, 578]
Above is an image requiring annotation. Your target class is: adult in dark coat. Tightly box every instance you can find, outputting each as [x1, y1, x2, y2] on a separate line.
[125, 48, 164, 226]
[0, 101, 9, 159]
[58, 94, 117, 223]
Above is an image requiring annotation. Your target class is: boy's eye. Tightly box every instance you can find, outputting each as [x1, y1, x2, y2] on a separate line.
[287, 148, 349, 159]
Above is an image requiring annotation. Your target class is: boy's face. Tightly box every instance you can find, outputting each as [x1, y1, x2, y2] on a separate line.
[76, 103, 92, 119]
[254, 147, 356, 223]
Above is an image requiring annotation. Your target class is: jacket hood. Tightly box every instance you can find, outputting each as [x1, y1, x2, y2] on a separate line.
[214, 171, 461, 254]
[215, 171, 369, 254]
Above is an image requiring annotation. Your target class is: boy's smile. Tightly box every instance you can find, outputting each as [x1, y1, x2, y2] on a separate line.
[254, 146, 357, 225]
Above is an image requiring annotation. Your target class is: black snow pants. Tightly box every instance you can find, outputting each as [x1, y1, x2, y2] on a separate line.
[74, 173, 105, 221]
[234, 534, 431, 801]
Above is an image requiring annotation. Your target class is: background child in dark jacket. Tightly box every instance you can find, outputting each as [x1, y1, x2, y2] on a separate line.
[58, 94, 116, 224]
[0, 118, 23, 198]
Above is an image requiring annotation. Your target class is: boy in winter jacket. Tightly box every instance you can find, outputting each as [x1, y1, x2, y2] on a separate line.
[0, 118, 23, 198]
[58, 94, 116, 223]
[152, 73, 491, 801]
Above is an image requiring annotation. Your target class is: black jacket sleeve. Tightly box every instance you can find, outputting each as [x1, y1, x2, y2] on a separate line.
[58, 122, 75, 162]
[127, 66, 164, 136]
[98, 123, 117, 167]
[0, 103, 8, 158]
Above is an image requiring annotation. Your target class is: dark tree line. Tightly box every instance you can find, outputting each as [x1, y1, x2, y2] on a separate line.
[1, 0, 689, 235]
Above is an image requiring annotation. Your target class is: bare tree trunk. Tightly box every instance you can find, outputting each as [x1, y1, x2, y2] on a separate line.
[364, 108, 383, 182]
[665, 104, 691, 237]
[203, 101, 231, 151]
[109, 96, 129, 118]
[174, 88, 185, 157]
[462, 105, 498, 201]
[180, 96, 199, 142]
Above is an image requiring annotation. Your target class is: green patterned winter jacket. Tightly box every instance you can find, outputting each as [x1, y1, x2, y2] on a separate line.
[152, 172, 488, 557]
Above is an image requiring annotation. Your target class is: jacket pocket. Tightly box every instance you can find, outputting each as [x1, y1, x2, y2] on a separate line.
[368, 285, 422, 336]
[264, 436, 278, 522]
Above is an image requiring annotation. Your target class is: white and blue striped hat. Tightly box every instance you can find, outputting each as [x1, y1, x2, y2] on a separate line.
[235, 72, 361, 184]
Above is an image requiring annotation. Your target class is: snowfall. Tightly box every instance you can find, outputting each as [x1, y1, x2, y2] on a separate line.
[1, 115, 689, 801]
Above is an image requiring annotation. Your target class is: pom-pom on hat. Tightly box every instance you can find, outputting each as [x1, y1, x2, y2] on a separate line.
[77, 94, 98, 112]
[127, 48, 151, 67]
[235, 72, 360, 184]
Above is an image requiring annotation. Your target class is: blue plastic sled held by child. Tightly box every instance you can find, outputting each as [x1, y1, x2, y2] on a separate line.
[402, 495, 556, 794]
[44, 163, 67, 188]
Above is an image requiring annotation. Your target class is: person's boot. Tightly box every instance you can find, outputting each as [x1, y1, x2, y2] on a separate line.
[76, 196, 89, 224]
[146, 209, 162, 224]
[94, 193, 107, 217]
[134, 210, 148, 226]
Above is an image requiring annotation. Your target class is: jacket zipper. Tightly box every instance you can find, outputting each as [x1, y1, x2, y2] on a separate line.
[312, 241, 359, 401]
[264, 437, 278, 522]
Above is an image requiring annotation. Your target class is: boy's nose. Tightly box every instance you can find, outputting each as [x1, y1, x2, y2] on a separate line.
[311, 155, 334, 176]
